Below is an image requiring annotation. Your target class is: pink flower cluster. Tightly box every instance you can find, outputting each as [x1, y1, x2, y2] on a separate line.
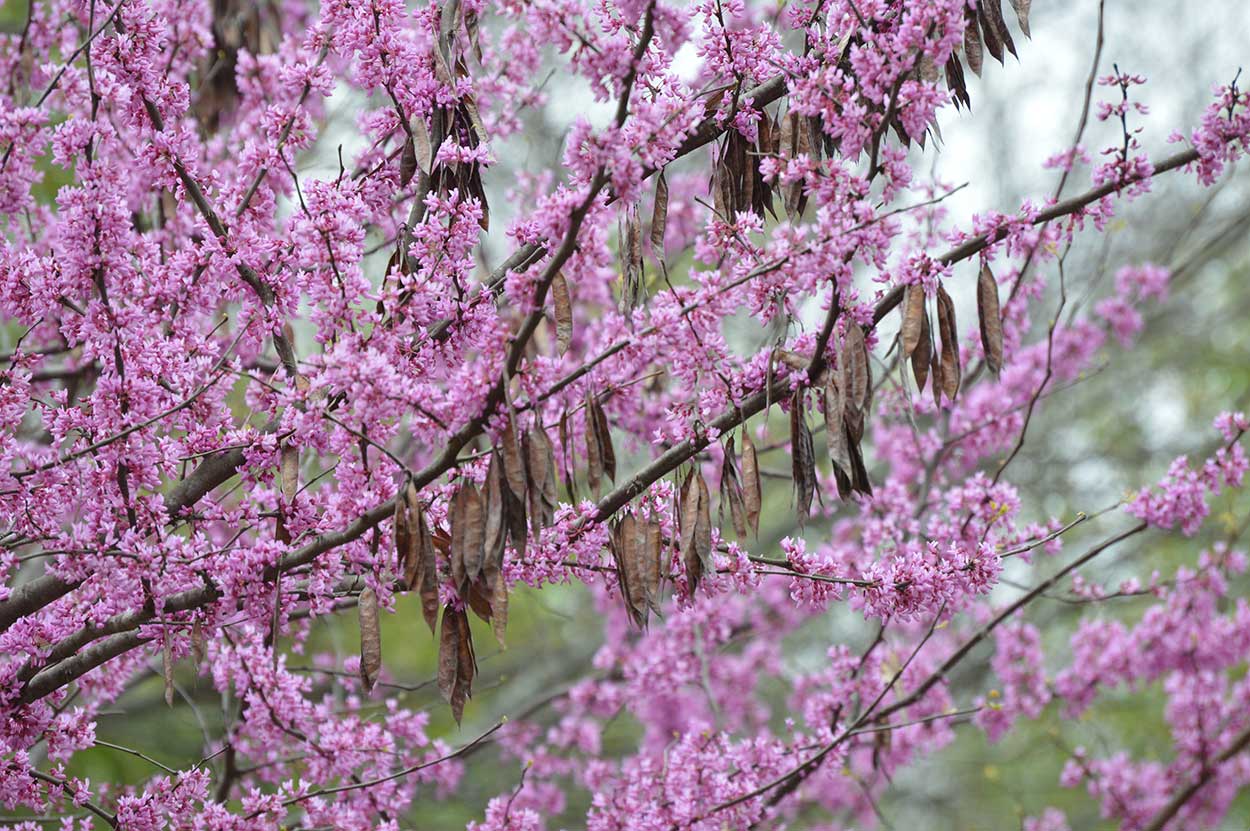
[1127, 413, 1248, 535]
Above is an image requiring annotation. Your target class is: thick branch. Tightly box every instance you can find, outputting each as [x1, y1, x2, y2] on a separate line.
[1137, 721, 1250, 831]
[871, 521, 1147, 723]
[0, 575, 78, 633]
[871, 146, 1202, 326]
[20, 630, 148, 705]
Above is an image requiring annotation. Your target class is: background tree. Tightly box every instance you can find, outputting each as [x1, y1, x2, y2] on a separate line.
[1, 0, 1249, 829]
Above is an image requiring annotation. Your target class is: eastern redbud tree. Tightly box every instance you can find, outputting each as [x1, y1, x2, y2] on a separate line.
[2, 0, 1250, 828]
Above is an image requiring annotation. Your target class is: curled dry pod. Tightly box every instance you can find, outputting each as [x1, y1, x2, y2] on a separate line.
[628, 209, 644, 277]
[824, 374, 853, 500]
[711, 154, 730, 219]
[451, 484, 485, 590]
[754, 115, 778, 218]
[1011, 0, 1032, 37]
[739, 136, 755, 215]
[781, 110, 812, 218]
[643, 517, 665, 615]
[806, 116, 826, 163]
[585, 394, 616, 498]
[409, 489, 439, 636]
[524, 426, 559, 539]
[585, 398, 604, 498]
[276, 443, 299, 544]
[490, 574, 508, 650]
[720, 436, 748, 539]
[466, 579, 493, 625]
[591, 397, 616, 482]
[551, 272, 573, 355]
[930, 332, 943, 407]
[394, 493, 414, 585]
[399, 135, 418, 186]
[945, 54, 970, 110]
[482, 451, 506, 573]
[911, 305, 933, 395]
[162, 629, 174, 708]
[842, 325, 870, 416]
[437, 605, 476, 724]
[840, 326, 870, 446]
[622, 210, 644, 314]
[465, 9, 483, 61]
[612, 515, 647, 628]
[936, 285, 961, 402]
[702, 87, 727, 119]
[190, 620, 205, 669]
[411, 117, 433, 176]
[651, 171, 669, 256]
[694, 474, 712, 577]
[358, 586, 382, 693]
[963, 5, 984, 76]
[437, 607, 457, 712]
[503, 473, 528, 560]
[978, 0, 1006, 64]
[500, 416, 528, 504]
[977, 263, 1004, 375]
[449, 487, 467, 589]
[280, 444, 299, 501]
[679, 470, 699, 573]
[462, 484, 485, 582]
[741, 432, 762, 538]
[849, 438, 873, 497]
[981, 0, 1017, 58]
[790, 389, 816, 523]
[779, 107, 795, 155]
[679, 469, 712, 594]
[900, 285, 926, 358]
[469, 470, 510, 651]
[559, 407, 576, 501]
[775, 349, 811, 374]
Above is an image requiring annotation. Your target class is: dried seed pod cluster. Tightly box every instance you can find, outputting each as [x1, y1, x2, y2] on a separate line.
[388, 412, 563, 722]
[946, 0, 1032, 109]
[826, 326, 874, 500]
[899, 264, 1005, 403]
